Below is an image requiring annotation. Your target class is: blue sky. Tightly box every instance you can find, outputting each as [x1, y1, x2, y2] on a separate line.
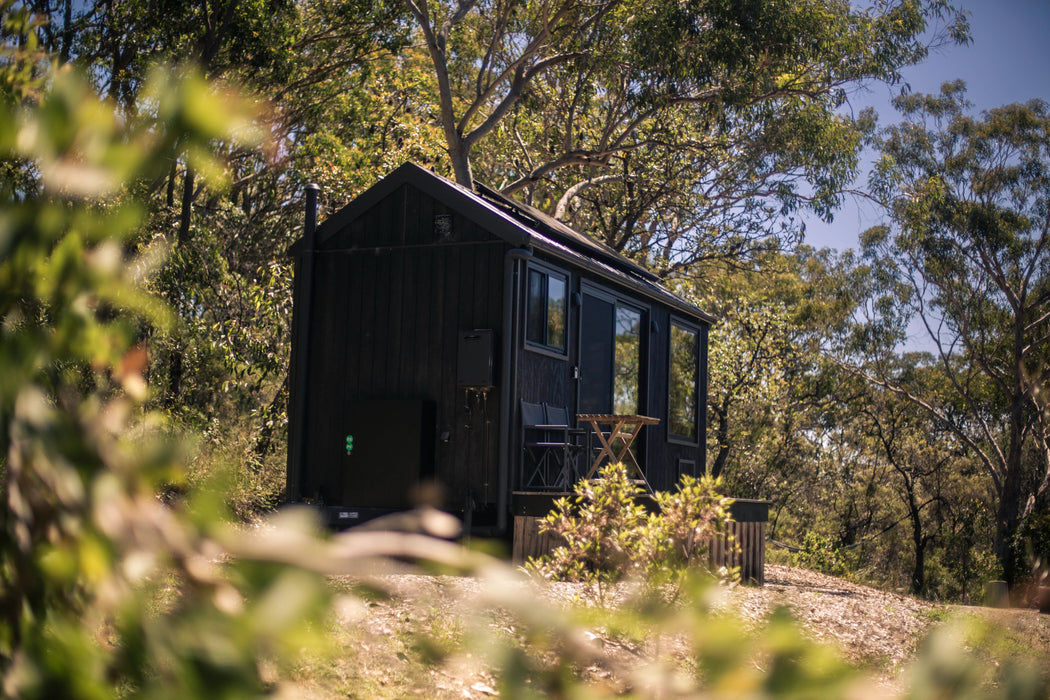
[803, 0, 1050, 252]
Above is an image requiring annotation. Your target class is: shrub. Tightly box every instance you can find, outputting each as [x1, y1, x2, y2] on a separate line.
[643, 473, 734, 584]
[791, 531, 858, 579]
[526, 462, 649, 602]
[527, 463, 734, 600]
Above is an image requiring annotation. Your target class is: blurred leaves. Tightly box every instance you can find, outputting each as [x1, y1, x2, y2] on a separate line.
[0, 17, 331, 696]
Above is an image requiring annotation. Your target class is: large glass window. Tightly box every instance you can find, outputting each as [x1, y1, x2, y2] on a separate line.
[669, 321, 699, 440]
[526, 266, 567, 352]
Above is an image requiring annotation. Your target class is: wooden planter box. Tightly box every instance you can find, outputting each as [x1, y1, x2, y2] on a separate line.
[511, 496, 769, 585]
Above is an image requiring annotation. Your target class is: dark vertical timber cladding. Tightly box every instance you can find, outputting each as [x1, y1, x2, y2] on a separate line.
[465, 234, 487, 498]
[484, 245, 504, 497]
[375, 188, 397, 394]
[302, 245, 350, 502]
[457, 231, 483, 498]
[397, 249, 417, 396]
[411, 245, 433, 395]
[519, 352, 573, 407]
[439, 237, 461, 492]
[301, 184, 508, 511]
[407, 183, 429, 245]
[341, 228, 364, 398]
[646, 306, 671, 491]
[385, 250, 405, 394]
[444, 217, 504, 505]
[484, 244, 504, 503]
[699, 323, 710, 472]
[398, 191, 423, 395]
[398, 187, 424, 398]
[358, 250, 379, 397]
[429, 245, 450, 478]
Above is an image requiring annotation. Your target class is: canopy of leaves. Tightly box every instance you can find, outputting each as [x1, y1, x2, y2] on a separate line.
[404, 0, 969, 268]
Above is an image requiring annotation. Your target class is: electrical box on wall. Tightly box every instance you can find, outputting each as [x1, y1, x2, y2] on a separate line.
[457, 329, 496, 389]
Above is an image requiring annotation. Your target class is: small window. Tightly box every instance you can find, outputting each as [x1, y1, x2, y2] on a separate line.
[669, 320, 699, 440]
[526, 266, 567, 352]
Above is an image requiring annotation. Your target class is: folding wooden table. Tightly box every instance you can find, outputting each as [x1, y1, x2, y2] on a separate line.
[576, 413, 659, 491]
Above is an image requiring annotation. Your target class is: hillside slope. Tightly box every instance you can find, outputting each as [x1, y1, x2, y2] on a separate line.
[729, 565, 1050, 674]
[303, 565, 1050, 698]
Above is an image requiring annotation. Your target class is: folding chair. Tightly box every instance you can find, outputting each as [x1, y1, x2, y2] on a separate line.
[521, 401, 583, 490]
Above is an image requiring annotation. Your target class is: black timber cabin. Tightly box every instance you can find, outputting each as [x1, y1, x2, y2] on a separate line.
[286, 162, 716, 536]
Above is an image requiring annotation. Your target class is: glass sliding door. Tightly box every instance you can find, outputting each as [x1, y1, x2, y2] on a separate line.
[579, 292, 614, 415]
[579, 286, 645, 417]
[578, 286, 647, 469]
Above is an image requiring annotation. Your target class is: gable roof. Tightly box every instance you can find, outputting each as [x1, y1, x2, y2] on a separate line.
[305, 162, 715, 324]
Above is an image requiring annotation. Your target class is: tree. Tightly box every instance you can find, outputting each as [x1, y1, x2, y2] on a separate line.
[0, 8, 343, 687]
[852, 361, 958, 595]
[853, 83, 1050, 586]
[403, 0, 969, 266]
[688, 247, 857, 481]
[21, 0, 413, 472]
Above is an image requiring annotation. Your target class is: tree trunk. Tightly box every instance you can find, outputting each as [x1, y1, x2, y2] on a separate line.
[178, 166, 195, 246]
[167, 343, 183, 408]
[448, 139, 473, 188]
[909, 499, 926, 595]
[167, 166, 195, 405]
[995, 465, 1023, 587]
[59, 0, 72, 63]
[709, 403, 730, 477]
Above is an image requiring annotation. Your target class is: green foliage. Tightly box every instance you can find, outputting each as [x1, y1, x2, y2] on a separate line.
[407, 0, 969, 267]
[527, 463, 734, 601]
[0, 26, 336, 694]
[905, 619, 1049, 700]
[643, 474, 733, 582]
[857, 83, 1050, 585]
[3, 2, 1048, 698]
[790, 532, 858, 580]
[527, 463, 650, 599]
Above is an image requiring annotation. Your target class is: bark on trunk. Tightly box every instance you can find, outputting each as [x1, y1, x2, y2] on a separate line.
[710, 402, 730, 477]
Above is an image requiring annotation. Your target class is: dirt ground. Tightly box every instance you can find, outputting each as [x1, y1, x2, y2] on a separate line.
[290, 565, 1050, 698]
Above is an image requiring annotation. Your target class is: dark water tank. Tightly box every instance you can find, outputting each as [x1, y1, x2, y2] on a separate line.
[457, 329, 496, 389]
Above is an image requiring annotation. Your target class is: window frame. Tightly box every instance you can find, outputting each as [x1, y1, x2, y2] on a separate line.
[667, 317, 701, 445]
[523, 262, 570, 357]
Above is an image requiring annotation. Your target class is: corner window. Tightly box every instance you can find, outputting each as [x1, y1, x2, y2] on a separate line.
[526, 266, 567, 352]
[669, 320, 699, 440]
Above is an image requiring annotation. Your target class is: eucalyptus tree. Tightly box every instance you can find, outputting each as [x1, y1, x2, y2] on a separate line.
[853, 83, 1050, 585]
[851, 360, 959, 595]
[403, 0, 969, 265]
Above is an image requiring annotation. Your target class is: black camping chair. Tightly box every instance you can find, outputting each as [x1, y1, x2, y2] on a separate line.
[521, 401, 585, 490]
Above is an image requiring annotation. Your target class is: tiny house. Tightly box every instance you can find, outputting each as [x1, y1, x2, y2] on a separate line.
[286, 163, 763, 572]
